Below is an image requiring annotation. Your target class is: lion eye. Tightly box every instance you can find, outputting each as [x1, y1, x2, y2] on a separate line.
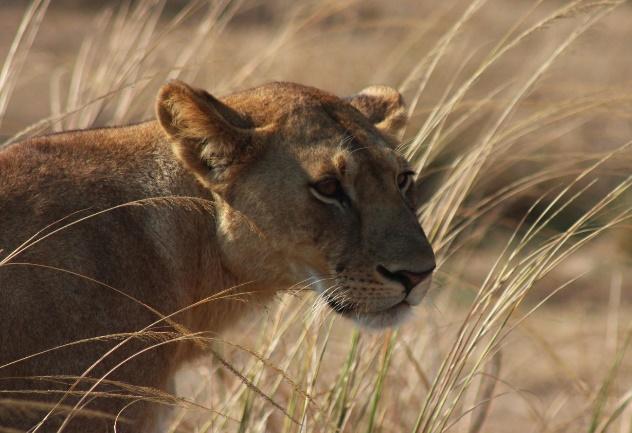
[313, 178, 342, 197]
[397, 171, 414, 192]
[310, 177, 346, 205]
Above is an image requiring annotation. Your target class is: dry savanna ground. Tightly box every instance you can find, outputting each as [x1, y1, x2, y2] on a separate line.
[1, 0, 631, 432]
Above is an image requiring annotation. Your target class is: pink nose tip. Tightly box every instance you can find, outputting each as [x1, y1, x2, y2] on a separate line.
[376, 264, 435, 295]
[399, 270, 431, 288]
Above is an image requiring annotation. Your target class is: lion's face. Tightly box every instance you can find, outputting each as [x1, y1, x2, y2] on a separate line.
[157, 80, 435, 328]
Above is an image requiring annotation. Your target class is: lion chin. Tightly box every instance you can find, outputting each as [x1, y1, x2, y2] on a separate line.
[351, 301, 414, 329]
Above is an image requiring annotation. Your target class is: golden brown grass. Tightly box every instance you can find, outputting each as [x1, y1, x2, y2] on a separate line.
[1, 0, 631, 431]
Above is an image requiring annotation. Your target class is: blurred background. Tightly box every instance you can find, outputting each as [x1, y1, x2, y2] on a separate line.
[1, 0, 631, 431]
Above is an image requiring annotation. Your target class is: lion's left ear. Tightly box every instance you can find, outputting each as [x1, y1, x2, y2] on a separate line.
[346, 85, 407, 139]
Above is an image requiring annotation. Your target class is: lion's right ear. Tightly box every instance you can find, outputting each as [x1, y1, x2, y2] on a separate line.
[346, 85, 407, 140]
[156, 80, 253, 188]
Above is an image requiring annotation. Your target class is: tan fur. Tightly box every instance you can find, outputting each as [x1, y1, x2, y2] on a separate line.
[0, 80, 435, 432]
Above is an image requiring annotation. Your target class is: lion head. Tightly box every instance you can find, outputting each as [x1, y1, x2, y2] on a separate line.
[156, 80, 435, 328]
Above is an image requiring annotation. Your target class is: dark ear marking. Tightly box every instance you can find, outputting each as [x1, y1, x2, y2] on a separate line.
[346, 85, 407, 139]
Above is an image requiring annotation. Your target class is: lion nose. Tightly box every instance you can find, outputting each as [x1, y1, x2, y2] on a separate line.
[377, 264, 435, 295]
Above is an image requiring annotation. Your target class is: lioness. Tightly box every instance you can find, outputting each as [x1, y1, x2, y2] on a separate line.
[0, 80, 435, 432]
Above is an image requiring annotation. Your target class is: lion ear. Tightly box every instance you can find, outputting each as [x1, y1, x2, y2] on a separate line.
[346, 85, 407, 139]
[156, 80, 253, 188]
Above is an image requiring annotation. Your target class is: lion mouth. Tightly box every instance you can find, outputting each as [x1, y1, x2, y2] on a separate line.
[326, 297, 411, 319]
[321, 276, 432, 328]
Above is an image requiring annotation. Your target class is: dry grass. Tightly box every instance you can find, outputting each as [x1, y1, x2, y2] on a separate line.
[1, 0, 631, 431]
